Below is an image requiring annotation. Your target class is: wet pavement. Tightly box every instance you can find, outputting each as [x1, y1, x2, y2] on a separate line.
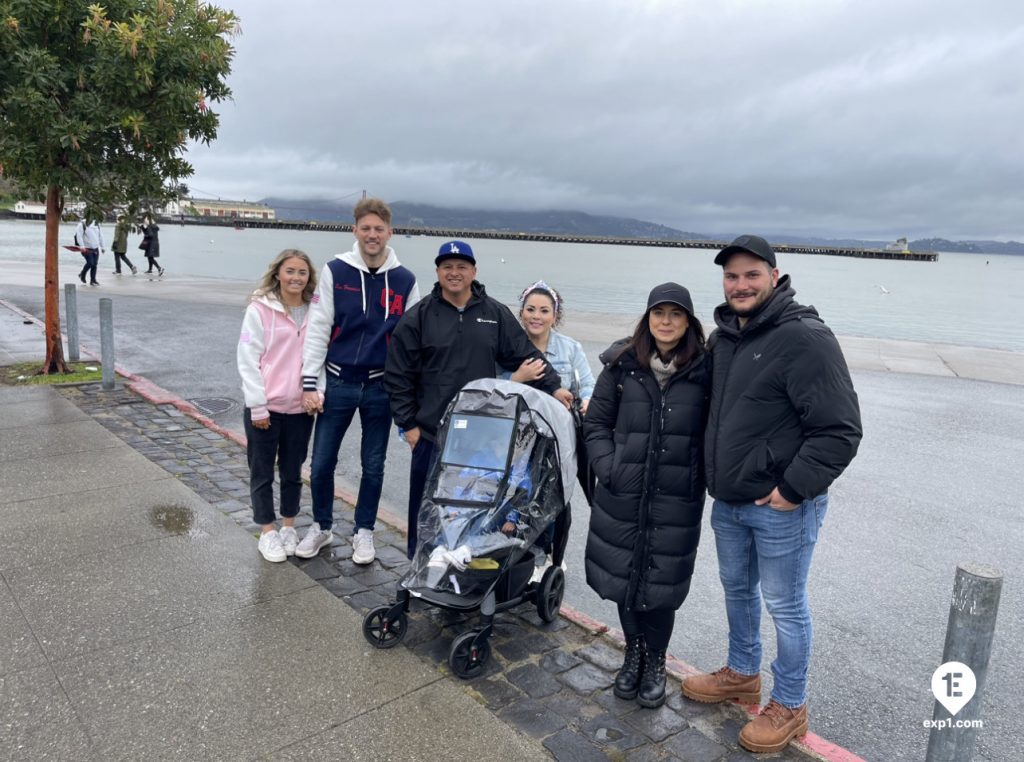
[23, 378, 819, 761]
[5, 275, 1022, 760]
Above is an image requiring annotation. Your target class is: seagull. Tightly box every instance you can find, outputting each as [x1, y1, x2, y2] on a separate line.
[876, 284, 890, 294]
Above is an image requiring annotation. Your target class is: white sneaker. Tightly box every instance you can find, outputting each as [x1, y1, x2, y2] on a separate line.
[352, 529, 376, 565]
[258, 530, 286, 563]
[295, 526, 333, 559]
[279, 525, 299, 556]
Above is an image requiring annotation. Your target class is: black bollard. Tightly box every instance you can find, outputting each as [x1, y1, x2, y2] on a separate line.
[925, 562, 1002, 762]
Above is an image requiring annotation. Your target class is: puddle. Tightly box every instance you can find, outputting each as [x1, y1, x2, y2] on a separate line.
[148, 504, 196, 534]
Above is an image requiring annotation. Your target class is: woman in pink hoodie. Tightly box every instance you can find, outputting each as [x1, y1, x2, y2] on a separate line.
[237, 249, 319, 562]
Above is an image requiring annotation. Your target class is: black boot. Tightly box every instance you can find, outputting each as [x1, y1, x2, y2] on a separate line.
[613, 635, 645, 700]
[637, 647, 667, 708]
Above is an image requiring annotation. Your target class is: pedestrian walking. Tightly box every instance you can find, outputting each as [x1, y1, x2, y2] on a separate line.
[583, 282, 709, 709]
[681, 235, 862, 753]
[111, 215, 138, 275]
[140, 219, 164, 276]
[237, 249, 318, 562]
[74, 216, 104, 286]
[297, 199, 419, 564]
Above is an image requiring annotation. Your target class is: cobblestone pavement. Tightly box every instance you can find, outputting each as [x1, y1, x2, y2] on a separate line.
[60, 382, 821, 762]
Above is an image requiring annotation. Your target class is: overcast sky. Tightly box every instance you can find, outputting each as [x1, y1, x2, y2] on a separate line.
[187, 0, 1023, 241]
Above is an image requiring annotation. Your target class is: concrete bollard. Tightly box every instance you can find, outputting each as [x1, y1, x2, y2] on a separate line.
[99, 298, 115, 390]
[925, 562, 1002, 762]
[64, 283, 80, 361]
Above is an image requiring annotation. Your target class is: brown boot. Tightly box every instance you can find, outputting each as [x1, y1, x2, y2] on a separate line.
[681, 666, 761, 704]
[738, 700, 809, 753]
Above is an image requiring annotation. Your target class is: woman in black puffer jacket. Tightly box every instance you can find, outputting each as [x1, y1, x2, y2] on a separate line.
[584, 282, 709, 709]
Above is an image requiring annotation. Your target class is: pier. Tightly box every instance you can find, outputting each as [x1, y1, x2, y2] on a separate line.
[176, 216, 940, 261]
[1, 208, 938, 261]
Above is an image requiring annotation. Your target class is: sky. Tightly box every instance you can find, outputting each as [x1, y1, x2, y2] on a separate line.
[187, 0, 1024, 241]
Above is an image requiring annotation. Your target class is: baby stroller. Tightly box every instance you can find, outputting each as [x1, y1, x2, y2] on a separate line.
[362, 378, 576, 678]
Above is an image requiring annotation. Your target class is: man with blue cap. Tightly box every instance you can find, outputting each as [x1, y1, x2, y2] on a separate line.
[385, 240, 572, 557]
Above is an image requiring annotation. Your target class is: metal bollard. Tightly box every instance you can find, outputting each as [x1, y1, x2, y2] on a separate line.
[64, 283, 80, 361]
[925, 562, 1002, 762]
[99, 298, 115, 390]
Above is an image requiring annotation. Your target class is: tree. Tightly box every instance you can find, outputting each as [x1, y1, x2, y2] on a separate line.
[0, 0, 237, 373]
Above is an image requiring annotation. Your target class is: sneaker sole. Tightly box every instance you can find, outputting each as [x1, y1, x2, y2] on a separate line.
[259, 550, 287, 563]
[738, 720, 809, 753]
[294, 539, 332, 559]
[352, 552, 375, 565]
[681, 685, 761, 705]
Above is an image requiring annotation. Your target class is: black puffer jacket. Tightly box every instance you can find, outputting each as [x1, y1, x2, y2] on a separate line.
[705, 275, 862, 504]
[384, 281, 560, 439]
[584, 345, 709, 612]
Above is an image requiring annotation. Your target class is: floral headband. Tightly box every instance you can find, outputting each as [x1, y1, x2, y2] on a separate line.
[519, 280, 563, 315]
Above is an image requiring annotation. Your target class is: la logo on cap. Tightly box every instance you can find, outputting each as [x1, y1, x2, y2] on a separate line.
[449, 243, 460, 253]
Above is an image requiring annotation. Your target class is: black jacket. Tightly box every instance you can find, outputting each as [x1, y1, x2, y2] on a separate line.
[705, 275, 862, 504]
[140, 224, 160, 258]
[583, 345, 709, 612]
[384, 281, 561, 439]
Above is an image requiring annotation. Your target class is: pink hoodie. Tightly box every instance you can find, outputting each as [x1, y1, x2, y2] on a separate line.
[237, 293, 311, 420]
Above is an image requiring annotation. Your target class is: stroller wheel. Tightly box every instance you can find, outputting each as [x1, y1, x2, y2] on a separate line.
[449, 630, 491, 679]
[536, 566, 565, 623]
[362, 605, 408, 649]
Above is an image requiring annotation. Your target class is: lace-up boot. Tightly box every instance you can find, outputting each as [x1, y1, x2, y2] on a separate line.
[739, 700, 808, 753]
[637, 647, 667, 708]
[613, 635, 645, 700]
[682, 666, 762, 704]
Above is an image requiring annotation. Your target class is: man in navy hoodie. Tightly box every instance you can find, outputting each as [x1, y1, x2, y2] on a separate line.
[296, 199, 420, 563]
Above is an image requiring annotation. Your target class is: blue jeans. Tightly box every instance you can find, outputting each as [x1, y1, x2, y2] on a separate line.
[710, 494, 828, 708]
[309, 376, 391, 532]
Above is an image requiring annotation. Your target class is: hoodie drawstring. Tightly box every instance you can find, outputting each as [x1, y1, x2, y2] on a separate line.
[384, 270, 390, 321]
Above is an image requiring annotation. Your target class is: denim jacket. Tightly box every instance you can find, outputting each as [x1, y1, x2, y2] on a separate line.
[499, 329, 595, 401]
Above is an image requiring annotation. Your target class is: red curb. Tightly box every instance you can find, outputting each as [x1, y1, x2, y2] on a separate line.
[1, 296, 865, 762]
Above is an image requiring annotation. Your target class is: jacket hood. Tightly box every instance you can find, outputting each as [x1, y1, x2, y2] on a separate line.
[713, 275, 821, 338]
[250, 290, 288, 314]
[599, 338, 707, 381]
[338, 245, 402, 273]
[599, 337, 632, 367]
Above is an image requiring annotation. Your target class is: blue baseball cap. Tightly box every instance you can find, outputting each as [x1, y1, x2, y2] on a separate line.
[435, 240, 476, 266]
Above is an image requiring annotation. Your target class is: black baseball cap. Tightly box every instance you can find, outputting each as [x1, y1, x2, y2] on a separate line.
[714, 234, 777, 267]
[646, 282, 695, 315]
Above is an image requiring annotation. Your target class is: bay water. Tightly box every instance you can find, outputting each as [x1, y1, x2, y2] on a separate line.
[2, 218, 1021, 352]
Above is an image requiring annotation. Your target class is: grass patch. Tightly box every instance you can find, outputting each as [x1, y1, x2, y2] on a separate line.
[0, 360, 105, 386]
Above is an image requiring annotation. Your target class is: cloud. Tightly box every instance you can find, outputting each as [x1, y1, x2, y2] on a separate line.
[187, 0, 1024, 239]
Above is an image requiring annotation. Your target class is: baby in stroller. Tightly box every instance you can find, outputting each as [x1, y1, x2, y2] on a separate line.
[363, 379, 577, 677]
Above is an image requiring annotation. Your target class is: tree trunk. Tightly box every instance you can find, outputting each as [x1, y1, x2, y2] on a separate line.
[41, 185, 69, 374]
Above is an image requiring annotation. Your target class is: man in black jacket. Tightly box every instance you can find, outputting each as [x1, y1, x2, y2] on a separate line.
[384, 240, 571, 556]
[682, 235, 862, 754]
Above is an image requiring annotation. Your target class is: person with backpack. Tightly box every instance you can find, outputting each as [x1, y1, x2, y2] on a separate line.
[583, 282, 709, 709]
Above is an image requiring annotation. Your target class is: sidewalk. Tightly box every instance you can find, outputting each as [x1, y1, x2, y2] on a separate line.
[1, 305, 834, 761]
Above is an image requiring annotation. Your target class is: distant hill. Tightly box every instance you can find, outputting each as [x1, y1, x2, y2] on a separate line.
[908, 238, 1024, 256]
[261, 198, 704, 240]
[261, 197, 1024, 255]
[720, 233, 1024, 257]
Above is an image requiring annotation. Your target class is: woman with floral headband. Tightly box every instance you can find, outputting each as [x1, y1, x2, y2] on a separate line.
[507, 281, 595, 414]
